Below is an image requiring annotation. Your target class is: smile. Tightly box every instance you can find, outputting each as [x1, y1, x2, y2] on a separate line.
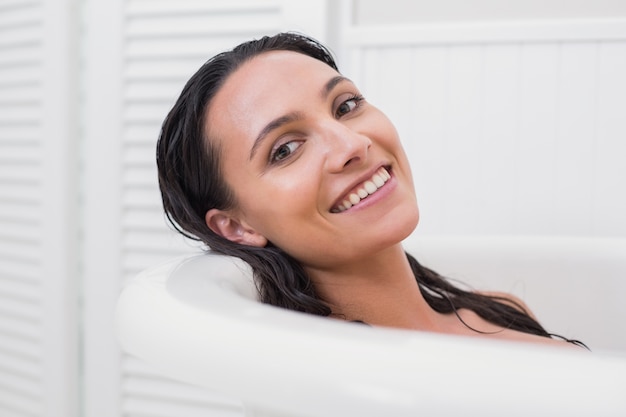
[330, 167, 391, 213]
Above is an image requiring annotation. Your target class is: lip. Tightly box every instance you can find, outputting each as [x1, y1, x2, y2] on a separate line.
[330, 165, 392, 213]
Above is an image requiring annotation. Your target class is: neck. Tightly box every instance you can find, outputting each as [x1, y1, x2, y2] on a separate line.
[305, 243, 447, 332]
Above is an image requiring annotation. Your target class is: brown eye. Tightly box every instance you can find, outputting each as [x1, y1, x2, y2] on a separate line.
[271, 140, 302, 163]
[335, 95, 364, 118]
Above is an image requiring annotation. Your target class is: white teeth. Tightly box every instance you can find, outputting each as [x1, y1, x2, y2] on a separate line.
[364, 181, 377, 194]
[372, 174, 384, 187]
[332, 167, 391, 213]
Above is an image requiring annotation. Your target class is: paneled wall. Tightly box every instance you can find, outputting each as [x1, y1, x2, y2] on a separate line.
[0, 0, 77, 416]
[340, 20, 626, 237]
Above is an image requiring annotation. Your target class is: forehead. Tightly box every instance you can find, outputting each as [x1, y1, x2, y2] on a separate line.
[220, 50, 337, 102]
[205, 50, 339, 145]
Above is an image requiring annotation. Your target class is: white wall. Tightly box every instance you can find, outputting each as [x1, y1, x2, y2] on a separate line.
[339, 2, 626, 237]
[1, 0, 625, 416]
[354, 0, 626, 24]
[0, 0, 78, 416]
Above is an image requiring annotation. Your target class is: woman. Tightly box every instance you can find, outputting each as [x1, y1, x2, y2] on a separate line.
[157, 32, 584, 349]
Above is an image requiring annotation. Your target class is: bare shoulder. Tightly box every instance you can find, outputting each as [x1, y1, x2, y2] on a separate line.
[477, 290, 539, 321]
[474, 291, 588, 350]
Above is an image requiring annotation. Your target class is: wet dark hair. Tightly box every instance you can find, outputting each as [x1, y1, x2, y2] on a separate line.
[156, 32, 586, 347]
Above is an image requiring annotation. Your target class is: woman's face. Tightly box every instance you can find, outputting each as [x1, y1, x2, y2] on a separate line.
[205, 50, 419, 271]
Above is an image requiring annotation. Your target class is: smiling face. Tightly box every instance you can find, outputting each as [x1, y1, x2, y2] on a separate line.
[204, 50, 419, 272]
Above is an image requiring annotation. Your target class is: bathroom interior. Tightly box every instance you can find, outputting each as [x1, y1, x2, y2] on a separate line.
[2, 0, 626, 416]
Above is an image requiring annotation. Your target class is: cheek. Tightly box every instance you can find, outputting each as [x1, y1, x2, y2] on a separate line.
[371, 113, 412, 170]
[359, 110, 401, 147]
[236, 170, 323, 237]
[378, 116, 402, 146]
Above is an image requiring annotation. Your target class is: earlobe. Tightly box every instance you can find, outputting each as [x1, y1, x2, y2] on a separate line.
[205, 209, 268, 247]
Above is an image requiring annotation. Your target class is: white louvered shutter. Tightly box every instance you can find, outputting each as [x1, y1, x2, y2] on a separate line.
[0, 0, 77, 417]
[82, 1, 329, 416]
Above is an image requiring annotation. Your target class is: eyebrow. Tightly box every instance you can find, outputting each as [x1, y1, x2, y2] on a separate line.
[249, 75, 351, 161]
[322, 75, 349, 99]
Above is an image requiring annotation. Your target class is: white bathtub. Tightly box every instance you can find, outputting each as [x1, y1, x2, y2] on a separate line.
[116, 236, 626, 416]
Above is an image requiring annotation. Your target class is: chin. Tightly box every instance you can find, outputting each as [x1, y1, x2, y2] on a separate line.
[380, 204, 420, 247]
[400, 208, 420, 240]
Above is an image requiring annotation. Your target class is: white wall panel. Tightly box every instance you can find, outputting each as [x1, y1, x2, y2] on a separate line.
[593, 42, 626, 236]
[552, 43, 597, 234]
[439, 46, 485, 234]
[355, 0, 626, 24]
[0, 0, 78, 416]
[474, 45, 520, 234]
[514, 44, 560, 234]
[342, 19, 626, 237]
[404, 47, 449, 234]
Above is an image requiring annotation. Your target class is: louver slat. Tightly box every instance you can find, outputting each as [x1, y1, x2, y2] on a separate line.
[0, 1, 47, 416]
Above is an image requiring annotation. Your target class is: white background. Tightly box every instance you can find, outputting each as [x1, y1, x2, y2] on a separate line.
[1, 0, 625, 416]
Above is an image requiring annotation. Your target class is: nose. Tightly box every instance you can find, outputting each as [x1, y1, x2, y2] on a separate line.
[322, 121, 372, 173]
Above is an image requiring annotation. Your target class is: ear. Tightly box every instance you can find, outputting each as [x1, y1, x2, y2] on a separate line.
[205, 208, 268, 247]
